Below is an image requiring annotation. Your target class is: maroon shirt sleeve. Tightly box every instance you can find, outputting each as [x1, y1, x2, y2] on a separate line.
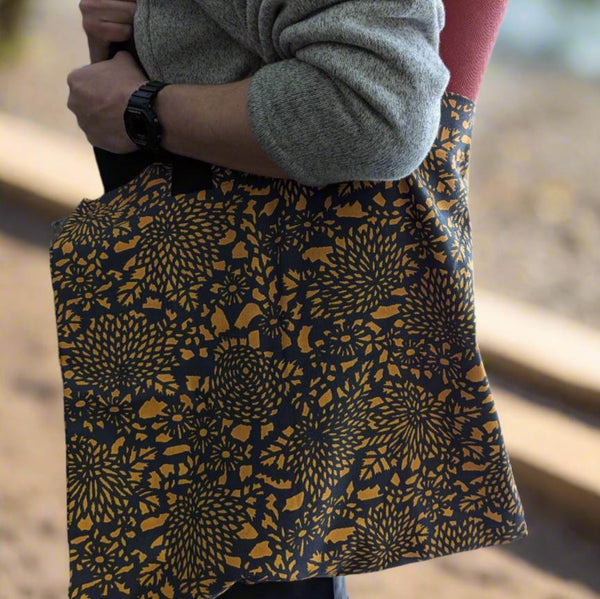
[439, 0, 509, 102]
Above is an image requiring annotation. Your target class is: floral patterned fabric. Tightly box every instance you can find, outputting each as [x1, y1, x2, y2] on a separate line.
[48, 90, 528, 599]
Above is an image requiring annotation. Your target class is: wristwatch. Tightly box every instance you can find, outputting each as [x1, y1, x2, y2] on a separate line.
[123, 80, 171, 154]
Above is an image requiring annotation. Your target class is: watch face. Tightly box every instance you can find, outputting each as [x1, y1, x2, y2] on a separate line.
[130, 112, 148, 140]
[126, 108, 149, 143]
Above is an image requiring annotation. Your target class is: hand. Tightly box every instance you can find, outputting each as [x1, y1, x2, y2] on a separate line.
[79, 0, 137, 63]
[66, 50, 149, 154]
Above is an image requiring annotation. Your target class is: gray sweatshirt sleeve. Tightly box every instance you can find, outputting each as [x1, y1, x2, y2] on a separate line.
[245, 0, 450, 187]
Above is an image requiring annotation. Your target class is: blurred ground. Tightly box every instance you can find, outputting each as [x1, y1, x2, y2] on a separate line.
[1, 1, 599, 598]
[470, 57, 600, 333]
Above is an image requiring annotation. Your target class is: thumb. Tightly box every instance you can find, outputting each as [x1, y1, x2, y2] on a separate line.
[114, 50, 132, 59]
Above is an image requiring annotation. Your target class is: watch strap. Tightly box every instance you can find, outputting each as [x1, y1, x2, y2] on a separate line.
[129, 80, 169, 108]
[125, 80, 170, 154]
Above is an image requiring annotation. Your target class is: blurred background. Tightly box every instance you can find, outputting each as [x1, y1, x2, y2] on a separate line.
[0, 0, 599, 598]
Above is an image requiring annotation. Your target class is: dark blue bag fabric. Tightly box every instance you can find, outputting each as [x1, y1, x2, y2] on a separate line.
[48, 21, 526, 599]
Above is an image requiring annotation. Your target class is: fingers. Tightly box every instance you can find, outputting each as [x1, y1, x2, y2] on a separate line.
[88, 21, 133, 44]
[80, 0, 137, 43]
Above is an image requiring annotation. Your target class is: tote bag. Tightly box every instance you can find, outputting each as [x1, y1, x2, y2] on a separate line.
[48, 12, 528, 599]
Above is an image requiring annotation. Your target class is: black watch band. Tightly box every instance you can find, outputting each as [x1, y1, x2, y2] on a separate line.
[124, 80, 170, 155]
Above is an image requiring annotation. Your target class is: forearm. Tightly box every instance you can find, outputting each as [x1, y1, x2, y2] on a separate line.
[153, 76, 293, 180]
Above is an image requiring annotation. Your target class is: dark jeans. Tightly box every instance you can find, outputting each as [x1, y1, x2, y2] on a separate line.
[219, 576, 349, 599]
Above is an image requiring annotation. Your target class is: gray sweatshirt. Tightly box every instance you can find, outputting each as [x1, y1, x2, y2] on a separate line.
[133, 0, 450, 187]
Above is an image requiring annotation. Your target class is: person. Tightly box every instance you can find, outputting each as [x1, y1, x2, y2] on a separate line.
[67, 0, 450, 189]
[58, 1, 527, 598]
